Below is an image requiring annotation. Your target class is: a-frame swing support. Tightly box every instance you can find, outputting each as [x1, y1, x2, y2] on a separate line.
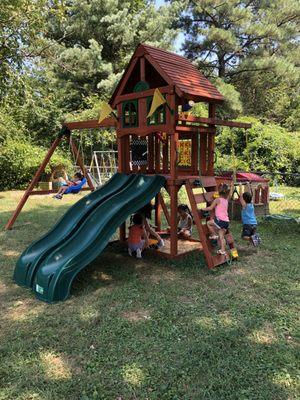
[5, 127, 95, 230]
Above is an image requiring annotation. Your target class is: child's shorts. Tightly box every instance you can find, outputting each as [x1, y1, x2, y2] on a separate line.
[214, 217, 229, 230]
[128, 240, 145, 251]
[242, 224, 257, 238]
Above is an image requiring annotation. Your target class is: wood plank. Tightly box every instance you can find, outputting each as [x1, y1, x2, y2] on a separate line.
[194, 191, 215, 204]
[169, 185, 178, 257]
[147, 133, 155, 173]
[176, 125, 215, 133]
[207, 103, 216, 175]
[65, 117, 117, 131]
[110, 57, 139, 107]
[30, 188, 91, 196]
[194, 193, 206, 204]
[140, 57, 145, 81]
[113, 85, 174, 104]
[118, 124, 167, 137]
[177, 115, 252, 129]
[155, 135, 161, 173]
[158, 192, 171, 226]
[198, 175, 217, 188]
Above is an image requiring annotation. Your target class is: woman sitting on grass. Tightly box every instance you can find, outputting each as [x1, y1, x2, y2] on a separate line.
[53, 172, 85, 199]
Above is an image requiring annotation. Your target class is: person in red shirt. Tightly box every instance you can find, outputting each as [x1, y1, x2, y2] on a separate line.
[128, 213, 149, 259]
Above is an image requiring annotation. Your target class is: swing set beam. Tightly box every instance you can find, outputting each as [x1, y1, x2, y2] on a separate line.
[5, 127, 94, 230]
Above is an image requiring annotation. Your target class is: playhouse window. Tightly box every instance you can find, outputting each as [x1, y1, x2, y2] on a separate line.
[147, 97, 166, 126]
[122, 100, 138, 128]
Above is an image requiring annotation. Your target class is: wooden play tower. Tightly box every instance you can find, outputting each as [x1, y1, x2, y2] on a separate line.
[7, 43, 251, 268]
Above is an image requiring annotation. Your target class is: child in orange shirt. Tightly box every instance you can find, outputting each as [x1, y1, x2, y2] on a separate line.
[128, 213, 149, 259]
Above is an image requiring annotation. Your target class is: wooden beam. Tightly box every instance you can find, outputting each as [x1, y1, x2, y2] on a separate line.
[169, 185, 178, 257]
[155, 194, 162, 231]
[5, 136, 62, 230]
[158, 192, 171, 226]
[114, 85, 174, 104]
[110, 57, 139, 108]
[176, 125, 215, 133]
[177, 115, 251, 129]
[118, 125, 169, 137]
[64, 117, 117, 131]
[207, 103, 216, 175]
[29, 188, 91, 196]
[140, 57, 145, 81]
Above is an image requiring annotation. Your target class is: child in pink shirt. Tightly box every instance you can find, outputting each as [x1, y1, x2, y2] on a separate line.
[202, 182, 233, 255]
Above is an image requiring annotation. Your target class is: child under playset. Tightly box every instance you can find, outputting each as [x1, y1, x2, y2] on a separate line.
[7, 44, 257, 302]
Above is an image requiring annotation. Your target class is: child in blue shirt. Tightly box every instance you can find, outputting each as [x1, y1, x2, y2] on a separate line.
[239, 183, 261, 246]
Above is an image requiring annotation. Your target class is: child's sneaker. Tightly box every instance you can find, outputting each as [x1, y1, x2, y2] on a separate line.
[136, 249, 142, 259]
[251, 233, 261, 247]
[128, 248, 132, 257]
[158, 239, 164, 248]
[209, 235, 218, 240]
[54, 195, 62, 200]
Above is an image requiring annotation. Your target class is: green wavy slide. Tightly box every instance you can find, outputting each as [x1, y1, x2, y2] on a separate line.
[14, 174, 165, 303]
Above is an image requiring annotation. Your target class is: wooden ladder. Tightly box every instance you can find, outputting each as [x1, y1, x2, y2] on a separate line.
[185, 176, 236, 269]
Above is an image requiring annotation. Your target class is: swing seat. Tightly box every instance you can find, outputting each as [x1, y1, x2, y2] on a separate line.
[64, 178, 87, 194]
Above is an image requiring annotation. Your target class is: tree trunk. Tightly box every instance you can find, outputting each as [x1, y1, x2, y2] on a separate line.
[218, 54, 226, 78]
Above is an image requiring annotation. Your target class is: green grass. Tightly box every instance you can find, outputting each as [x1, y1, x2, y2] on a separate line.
[268, 185, 300, 217]
[0, 190, 299, 400]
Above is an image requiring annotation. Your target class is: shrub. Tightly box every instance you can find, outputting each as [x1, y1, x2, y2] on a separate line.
[0, 139, 72, 190]
[215, 117, 300, 178]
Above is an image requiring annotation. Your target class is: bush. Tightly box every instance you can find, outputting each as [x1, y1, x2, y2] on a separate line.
[215, 117, 300, 177]
[0, 139, 72, 190]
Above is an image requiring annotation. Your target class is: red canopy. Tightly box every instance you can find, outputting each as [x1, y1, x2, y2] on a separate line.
[217, 172, 268, 183]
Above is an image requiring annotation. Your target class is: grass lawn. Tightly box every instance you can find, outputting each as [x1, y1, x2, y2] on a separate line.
[0, 190, 299, 400]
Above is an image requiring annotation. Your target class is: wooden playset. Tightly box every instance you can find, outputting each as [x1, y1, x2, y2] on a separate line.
[6, 43, 252, 269]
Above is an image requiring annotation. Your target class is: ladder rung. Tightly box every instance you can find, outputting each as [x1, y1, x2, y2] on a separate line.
[199, 176, 217, 188]
[194, 191, 215, 204]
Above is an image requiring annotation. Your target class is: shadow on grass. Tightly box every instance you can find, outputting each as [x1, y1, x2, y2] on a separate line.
[0, 273, 297, 400]
[0, 203, 299, 398]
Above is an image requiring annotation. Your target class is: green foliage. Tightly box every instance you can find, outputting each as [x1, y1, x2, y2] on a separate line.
[215, 117, 300, 174]
[45, 0, 180, 107]
[176, 0, 300, 128]
[0, 139, 72, 190]
[0, 0, 50, 99]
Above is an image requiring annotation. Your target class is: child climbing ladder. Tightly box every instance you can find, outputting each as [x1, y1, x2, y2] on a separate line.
[185, 176, 238, 268]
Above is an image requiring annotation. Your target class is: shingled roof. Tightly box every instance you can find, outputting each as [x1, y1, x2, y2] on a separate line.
[109, 43, 224, 105]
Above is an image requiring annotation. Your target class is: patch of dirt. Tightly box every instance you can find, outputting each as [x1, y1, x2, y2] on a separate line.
[178, 295, 196, 304]
[251, 322, 277, 344]
[40, 351, 72, 380]
[121, 309, 152, 322]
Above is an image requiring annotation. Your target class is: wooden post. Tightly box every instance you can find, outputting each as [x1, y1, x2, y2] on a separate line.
[148, 133, 154, 173]
[5, 135, 63, 230]
[162, 134, 169, 174]
[170, 132, 178, 179]
[192, 134, 199, 175]
[155, 135, 161, 173]
[158, 192, 171, 226]
[69, 137, 94, 191]
[200, 133, 208, 175]
[207, 103, 216, 175]
[169, 185, 178, 257]
[140, 57, 145, 81]
[155, 194, 162, 231]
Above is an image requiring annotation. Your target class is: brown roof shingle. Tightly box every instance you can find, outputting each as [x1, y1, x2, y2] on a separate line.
[142, 44, 224, 101]
[109, 43, 224, 105]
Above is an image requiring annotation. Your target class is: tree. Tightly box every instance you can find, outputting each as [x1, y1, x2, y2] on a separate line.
[177, 0, 300, 79]
[0, 0, 53, 100]
[44, 0, 181, 110]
